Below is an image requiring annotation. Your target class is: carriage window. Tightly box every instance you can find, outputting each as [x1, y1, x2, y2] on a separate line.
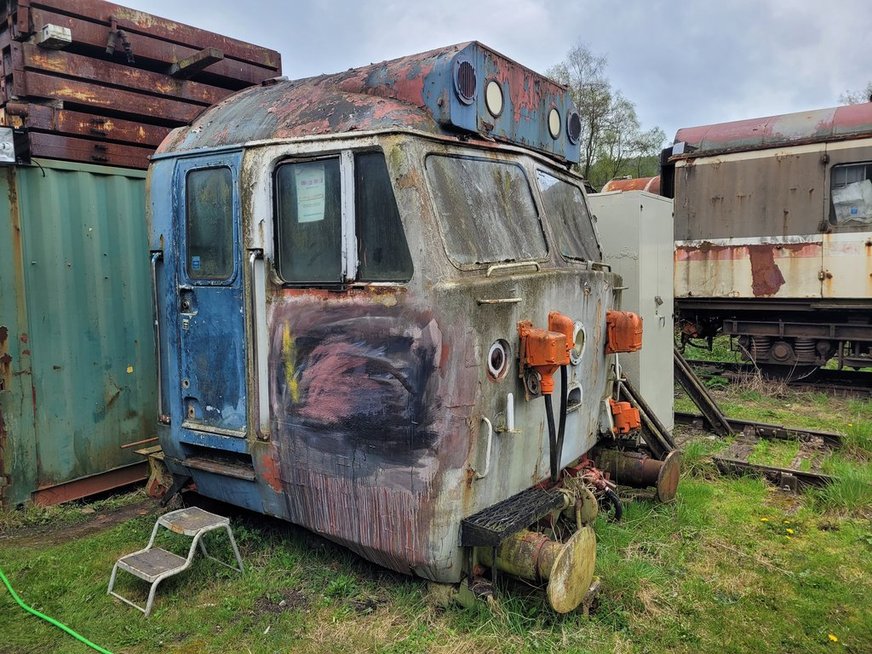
[275, 152, 412, 284]
[425, 155, 546, 266]
[355, 152, 413, 281]
[830, 161, 872, 229]
[186, 167, 233, 280]
[535, 170, 601, 261]
[275, 158, 343, 283]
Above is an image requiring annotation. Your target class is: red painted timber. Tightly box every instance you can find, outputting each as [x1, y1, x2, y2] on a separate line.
[29, 8, 277, 87]
[17, 42, 231, 106]
[29, 131, 153, 169]
[28, 0, 279, 70]
[18, 71, 205, 124]
[6, 102, 170, 148]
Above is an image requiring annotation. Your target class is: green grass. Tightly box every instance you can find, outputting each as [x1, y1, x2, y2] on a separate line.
[1, 389, 871, 653]
[681, 335, 742, 364]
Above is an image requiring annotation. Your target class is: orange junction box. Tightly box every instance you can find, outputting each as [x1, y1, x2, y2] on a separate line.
[606, 310, 643, 354]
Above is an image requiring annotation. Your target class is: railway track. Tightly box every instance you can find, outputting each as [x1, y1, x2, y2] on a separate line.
[672, 349, 844, 492]
[684, 359, 872, 396]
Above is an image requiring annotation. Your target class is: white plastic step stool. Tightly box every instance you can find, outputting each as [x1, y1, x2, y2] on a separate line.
[108, 506, 244, 616]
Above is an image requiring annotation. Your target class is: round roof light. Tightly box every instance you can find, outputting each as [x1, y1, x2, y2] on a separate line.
[454, 60, 477, 105]
[567, 111, 582, 144]
[548, 108, 561, 139]
[485, 80, 504, 117]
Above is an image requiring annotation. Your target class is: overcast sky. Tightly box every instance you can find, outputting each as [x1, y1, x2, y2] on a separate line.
[123, 0, 871, 143]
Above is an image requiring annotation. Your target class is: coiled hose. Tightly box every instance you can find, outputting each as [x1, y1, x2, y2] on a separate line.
[602, 487, 624, 522]
[0, 564, 113, 654]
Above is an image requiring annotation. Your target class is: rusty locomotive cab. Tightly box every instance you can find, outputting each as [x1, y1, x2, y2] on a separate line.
[147, 42, 666, 612]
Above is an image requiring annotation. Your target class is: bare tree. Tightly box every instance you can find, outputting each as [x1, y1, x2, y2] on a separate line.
[547, 45, 611, 180]
[839, 82, 872, 105]
[549, 43, 666, 190]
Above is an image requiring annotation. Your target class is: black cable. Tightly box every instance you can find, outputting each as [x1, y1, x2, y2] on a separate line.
[603, 488, 623, 522]
[544, 394, 558, 482]
[555, 365, 568, 477]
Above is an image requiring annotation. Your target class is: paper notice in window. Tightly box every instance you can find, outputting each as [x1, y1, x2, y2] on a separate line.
[296, 165, 326, 223]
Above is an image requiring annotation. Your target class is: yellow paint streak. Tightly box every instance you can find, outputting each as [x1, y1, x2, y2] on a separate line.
[282, 323, 299, 403]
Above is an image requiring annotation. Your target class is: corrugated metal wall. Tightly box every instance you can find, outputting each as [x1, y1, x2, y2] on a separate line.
[0, 160, 156, 506]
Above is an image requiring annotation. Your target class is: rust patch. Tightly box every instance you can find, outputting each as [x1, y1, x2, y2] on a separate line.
[747, 245, 786, 296]
[257, 447, 284, 493]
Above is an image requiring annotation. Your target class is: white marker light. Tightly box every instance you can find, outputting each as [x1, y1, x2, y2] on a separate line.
[548, 108, 561, 139]
[485, 80, 504, 117]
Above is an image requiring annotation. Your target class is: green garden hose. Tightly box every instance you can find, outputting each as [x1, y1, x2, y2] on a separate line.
[0, 565, 113, 654]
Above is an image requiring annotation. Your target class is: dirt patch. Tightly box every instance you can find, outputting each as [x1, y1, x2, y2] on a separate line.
[254, 588, 309, 614]
[0, 498, 159, 547]
[350, 595, 387, 615]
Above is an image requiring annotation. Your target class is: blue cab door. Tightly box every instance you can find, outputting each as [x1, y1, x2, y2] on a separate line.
[174, 154, 247, 437]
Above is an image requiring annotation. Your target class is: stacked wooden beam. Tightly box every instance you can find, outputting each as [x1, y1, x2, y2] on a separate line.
[0, 0, 281, 168]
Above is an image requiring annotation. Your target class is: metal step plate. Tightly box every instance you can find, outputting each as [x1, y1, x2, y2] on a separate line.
[460, 487, 564, 547]
[116, 548, 188, 582]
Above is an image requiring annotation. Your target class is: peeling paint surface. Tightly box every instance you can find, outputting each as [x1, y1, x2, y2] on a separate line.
[157, 42, 580, 164]
[674, 103, 872, 156]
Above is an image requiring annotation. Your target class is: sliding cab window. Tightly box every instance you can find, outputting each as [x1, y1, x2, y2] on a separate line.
[425, 155, 546, 266]
[535, 169, 601, 262]
[186, 167, 234, 281]
[830, 161, 872, 232]
[274, 152, 412, 284]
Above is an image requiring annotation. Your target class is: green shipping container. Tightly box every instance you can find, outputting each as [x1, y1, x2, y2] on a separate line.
[0, 160, 156, 507]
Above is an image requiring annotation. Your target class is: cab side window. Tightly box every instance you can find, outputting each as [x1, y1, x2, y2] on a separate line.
[186, 167, 234, 281]
[355, 152, 413, 281]
[275, 158, 343, 283]
[830, 161, 872, 231]
[274, 151, 413, 284]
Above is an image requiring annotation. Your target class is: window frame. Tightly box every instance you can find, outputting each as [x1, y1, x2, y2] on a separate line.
[423, 151, 549, 271]
[272, 149, 414, 287]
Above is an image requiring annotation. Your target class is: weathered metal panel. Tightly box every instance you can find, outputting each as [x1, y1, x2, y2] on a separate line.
[675, 236, 823, 299]
[0, 160, 156, 506]
[157, 42, 581, 164]
[590, 191, 674, 430]
[0, 167, 38, 505]
[674, 102, 872, 156]
[674, 147, 826, 241]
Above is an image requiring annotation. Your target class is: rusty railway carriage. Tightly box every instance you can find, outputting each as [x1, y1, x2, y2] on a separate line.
[663, 103, 872, 376]
[148, 42, 651, 611]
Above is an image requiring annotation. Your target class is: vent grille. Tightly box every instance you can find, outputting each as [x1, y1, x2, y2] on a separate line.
[567, 111, 582, 144]
[454, 60, 477, 105]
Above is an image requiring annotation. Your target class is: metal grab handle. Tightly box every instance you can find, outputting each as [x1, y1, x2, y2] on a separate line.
[150, 251, 166, 422]
[476, 297, 522, 305]
[248, 249, 264, 434]
[486, 261, 541, 277]
[474, 417, 494, 480]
